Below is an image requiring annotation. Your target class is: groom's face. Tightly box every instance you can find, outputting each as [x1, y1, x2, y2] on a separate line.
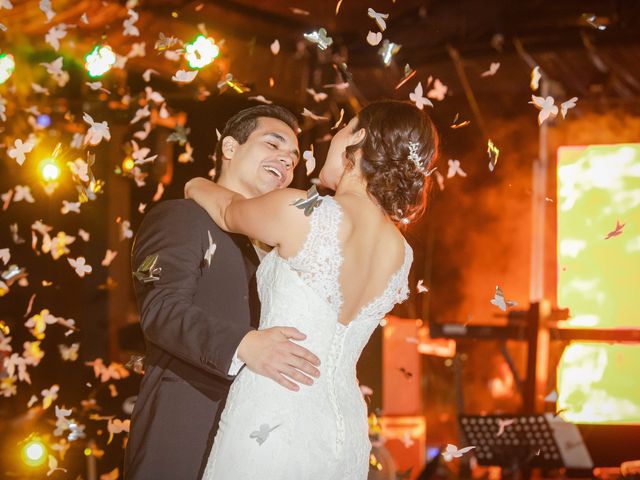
[222, 117, 300, 197]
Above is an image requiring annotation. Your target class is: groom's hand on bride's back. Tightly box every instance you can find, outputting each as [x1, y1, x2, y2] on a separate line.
[237, 327, 321, 391]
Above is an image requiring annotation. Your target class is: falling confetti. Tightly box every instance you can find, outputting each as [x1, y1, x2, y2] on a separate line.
[604, 220, 625, 239]
[409, 82, 433, 110]
[303, 145, 316, 176]
[530, 66, 541, 90]
[378, 39, 401, 66]
[366, 31, 382, 46]
[481, 62, 501, 77]
[490, 285, 517, 311]
[8, 138, 36, 166]
[291, 185, 322, 216]
[442, 444, 476, 462]
[582, 13, 607, 30]
[496, 418, 516, 437]
[367, 8, 389, 31]
[68, 257, 92, 278]
[303, 28, 333, 51]
[487, 139, 499, 172]
[270, 39, 280, 55]
[416, 280, 429, 293]
[83, 113, 111, 146]
[172, 69, 198, 84]
[446, 159, 467, 178]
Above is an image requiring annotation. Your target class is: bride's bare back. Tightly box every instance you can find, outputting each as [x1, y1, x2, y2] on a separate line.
[278, 192, 407, 327]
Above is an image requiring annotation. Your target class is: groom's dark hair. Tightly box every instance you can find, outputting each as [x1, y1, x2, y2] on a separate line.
[213, 104, 299, 181]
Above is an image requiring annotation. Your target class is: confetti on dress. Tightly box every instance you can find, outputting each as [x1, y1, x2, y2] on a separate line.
[249, 423, 280, 445]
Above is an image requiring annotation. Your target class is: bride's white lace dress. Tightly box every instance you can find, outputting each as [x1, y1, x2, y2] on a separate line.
[202, 196, 412, 480]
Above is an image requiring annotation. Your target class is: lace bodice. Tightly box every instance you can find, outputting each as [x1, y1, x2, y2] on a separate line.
[279, 195, 412, 326]
[202, 195, 413, 480]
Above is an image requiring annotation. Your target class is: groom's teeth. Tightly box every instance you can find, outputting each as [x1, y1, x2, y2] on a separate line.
[264, 166, 283, 178]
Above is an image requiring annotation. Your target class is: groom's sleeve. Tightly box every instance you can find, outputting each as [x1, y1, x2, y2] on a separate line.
[132, 200, 252, 379]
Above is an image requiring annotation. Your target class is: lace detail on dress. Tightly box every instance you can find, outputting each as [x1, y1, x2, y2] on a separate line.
[286, 196, 344, 315]
[201, 194, 414, 480]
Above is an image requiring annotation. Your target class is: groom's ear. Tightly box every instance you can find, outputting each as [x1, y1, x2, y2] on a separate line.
[221, 136, 239, 160]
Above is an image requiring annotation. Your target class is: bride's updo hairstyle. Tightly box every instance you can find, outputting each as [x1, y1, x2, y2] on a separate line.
[345, 100, 439, 224]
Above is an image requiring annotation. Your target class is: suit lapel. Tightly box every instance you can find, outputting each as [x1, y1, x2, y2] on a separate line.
[228, 233, 261, 328]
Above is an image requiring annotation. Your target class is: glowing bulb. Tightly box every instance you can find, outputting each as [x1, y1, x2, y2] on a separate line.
[84, 45, 116, 78]
[21, 439, 47, 468]
[39, 158, 61, 182]
[122, 157, 135, 172]
[0, 53, 15, 84]
[36, 114, 52, 128]
[184, 35, 219, 69]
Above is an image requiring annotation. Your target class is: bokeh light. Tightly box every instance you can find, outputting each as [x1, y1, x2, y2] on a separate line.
[184, 35, 220, 69]
[84, 45, 116, 78]
[122, 156, 135, 172]
[39, 158, 61, 182]
[21, 438, 47, 468]
[0, 52, 15, 84]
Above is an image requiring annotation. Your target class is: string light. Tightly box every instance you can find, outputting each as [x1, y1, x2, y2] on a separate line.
[84, 45, 116, 78]
[0, 53, 15, 84]
[184, 35, 220, 69]
[20, 438, 47, 468]
[122, 156, 135, 172]
[39, 158, 61, 182]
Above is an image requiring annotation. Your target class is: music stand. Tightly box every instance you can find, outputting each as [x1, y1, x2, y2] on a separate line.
[459, 414, 593, 475]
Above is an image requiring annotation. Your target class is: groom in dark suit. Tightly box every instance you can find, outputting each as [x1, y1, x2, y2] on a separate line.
[124, 105, 322, 479]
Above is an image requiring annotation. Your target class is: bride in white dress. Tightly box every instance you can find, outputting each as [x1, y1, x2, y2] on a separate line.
[185, 100, 439, 479]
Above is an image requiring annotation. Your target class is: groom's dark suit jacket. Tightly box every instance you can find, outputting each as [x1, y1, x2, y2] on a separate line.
[124, 199, 260, 480]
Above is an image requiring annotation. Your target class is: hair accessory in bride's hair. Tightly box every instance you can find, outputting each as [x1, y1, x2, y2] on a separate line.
[408, 141, 422, 171]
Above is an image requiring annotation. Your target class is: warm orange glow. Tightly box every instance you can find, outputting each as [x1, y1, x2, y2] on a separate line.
[556, 144, 640, 424]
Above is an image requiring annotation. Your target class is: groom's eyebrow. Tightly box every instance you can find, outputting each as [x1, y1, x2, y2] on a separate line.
[265, 132, 300, 162]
